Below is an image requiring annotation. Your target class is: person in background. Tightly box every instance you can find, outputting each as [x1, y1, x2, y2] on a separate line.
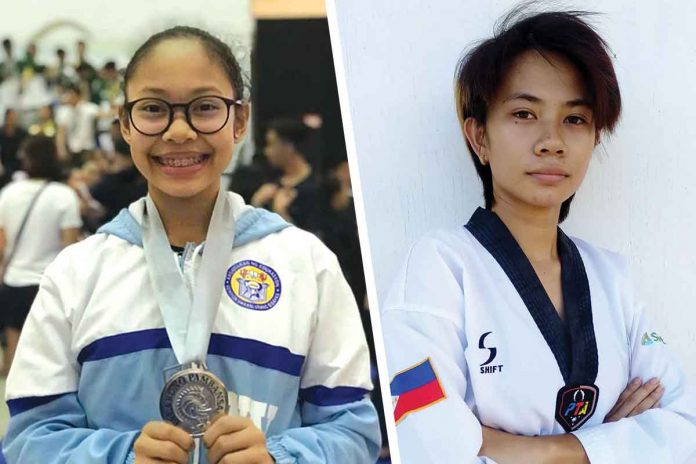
[46, 48, 74, 90]
[321, 160, 363, 304]
[55, 83, 99, 167]
[321, 159, 391, 459]
[89, 130, 147, 225]
[93, 61, 122, 153]
[74, 40, 96, 84]
[251, 117, 324, 235]
[0, 135, 81, 373]
[17, 43, 44, 82]
[0, 38, 17, 84]
[94, 61, 122, 105]
[0, 109, 28, 187]
[28, 105, 57, 138]
[228, 152, 272, 204]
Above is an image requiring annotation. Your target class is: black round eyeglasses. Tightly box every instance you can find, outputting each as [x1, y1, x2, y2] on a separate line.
[123, 95, 244, 136]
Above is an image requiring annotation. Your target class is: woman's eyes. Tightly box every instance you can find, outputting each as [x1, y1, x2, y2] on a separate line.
[511, 111, 588, 125]
[512, 110, 534, 119]
[564, 115, 588, 125]
[142, 104, 166, 113]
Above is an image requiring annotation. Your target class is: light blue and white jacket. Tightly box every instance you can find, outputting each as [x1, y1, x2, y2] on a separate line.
[3, 192, 380, 463]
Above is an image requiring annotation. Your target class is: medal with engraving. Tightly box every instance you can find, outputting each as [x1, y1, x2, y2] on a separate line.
[160, 363, 229, 437]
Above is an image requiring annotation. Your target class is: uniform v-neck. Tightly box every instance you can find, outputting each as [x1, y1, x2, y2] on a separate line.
[465, 207, 598, 386]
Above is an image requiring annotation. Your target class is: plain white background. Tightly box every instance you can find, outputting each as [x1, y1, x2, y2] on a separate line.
[332, 0, 696, 391]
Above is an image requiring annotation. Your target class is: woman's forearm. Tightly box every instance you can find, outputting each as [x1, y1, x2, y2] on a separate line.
[480, 426, 589, 464]
[532, 432, 590, 464]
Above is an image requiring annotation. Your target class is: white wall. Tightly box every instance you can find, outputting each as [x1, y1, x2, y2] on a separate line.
[332, 0, 696, 383]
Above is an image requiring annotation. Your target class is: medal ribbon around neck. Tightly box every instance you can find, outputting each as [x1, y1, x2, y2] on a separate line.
[143, 189, 235, 365]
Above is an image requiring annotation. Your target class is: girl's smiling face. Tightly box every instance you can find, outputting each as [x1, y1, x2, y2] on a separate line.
[121, 38, 248, 201]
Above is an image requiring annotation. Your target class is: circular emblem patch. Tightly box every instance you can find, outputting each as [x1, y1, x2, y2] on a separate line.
[225, 260, 281, 310]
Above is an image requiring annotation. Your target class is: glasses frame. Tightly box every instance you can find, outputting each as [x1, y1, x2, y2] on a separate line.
[123, 95, 244, 136]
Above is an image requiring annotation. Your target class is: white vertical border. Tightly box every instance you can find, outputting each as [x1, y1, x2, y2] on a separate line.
[325, 1, 402, 463]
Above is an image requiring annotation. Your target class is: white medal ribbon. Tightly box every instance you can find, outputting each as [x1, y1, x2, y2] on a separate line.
[142, 189, 235, 365]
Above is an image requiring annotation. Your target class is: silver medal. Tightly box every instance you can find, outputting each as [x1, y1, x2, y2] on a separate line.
[160, 365, 229, 437]
[144, 191, 235, 441]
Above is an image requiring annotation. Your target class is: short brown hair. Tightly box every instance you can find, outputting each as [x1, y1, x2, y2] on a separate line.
[455, 8, 622, 222]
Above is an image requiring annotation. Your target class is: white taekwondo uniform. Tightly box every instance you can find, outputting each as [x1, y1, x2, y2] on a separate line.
[383, 207, 696, 463]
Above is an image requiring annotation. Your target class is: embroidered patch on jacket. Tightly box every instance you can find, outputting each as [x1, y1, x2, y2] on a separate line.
[641, 331, 666, 346]
[555, 384, 599, 432]
[225, 260, 281, 310]
[390, 358, 446, 424]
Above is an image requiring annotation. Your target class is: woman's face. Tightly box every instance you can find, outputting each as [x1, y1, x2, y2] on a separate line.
[121, 38, 248, 201]
[466, 50, 596, 215]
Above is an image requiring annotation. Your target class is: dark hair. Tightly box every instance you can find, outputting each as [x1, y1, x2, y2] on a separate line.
[266, 118, 310, 154]
[455, 7, 621, 222]
[2, 38, 11, 50]
[20, 136, 63, 180]
[56, 48, 66, 57]
[63, 82, 81, 95]
[104, 61, 117, 71]
[123, 26, 244, 101]
[113, 136, 131, 158]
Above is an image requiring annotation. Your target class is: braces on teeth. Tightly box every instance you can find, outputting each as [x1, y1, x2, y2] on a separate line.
[159, 156, 206, 167]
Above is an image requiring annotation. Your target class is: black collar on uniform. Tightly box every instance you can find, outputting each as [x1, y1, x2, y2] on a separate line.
[464, 207, 598, 386]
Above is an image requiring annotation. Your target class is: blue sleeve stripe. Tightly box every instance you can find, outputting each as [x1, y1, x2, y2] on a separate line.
[77, 328, 305, 376]
[300, 385, 370, 406]
[390, 358, 437, 395]
[77, 328, 170, 364]
[208, 333, 305, 376]
[7, 392, 73, 416]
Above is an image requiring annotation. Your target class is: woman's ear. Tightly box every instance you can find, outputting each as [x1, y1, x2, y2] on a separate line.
[463, 117, 488, 164]
[233, 103, 251, 142]
[118, 106, 132, 144]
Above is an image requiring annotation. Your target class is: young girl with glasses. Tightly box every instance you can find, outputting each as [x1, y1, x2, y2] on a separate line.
[3, 26, 380, 464]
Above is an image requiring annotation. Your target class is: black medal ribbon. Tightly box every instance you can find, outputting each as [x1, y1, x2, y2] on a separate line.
[465, 207, 599, 432]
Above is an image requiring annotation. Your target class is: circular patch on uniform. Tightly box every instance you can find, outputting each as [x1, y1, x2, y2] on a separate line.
[225, 260, 281, 310]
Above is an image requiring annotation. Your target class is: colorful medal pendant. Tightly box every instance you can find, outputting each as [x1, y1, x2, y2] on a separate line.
[555, 384, 599, 432]
[160, 362, 229, 437]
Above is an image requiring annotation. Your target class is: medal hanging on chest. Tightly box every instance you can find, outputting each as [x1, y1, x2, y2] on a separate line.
[160, 361, 229, 437]
[143, 191, 235, 437]
[466, 208, 600, 432]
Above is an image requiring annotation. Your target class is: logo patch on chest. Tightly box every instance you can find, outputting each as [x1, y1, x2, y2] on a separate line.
[225, 260, 281, 310]
[478, 331, 504, 374]
[641, 331, 666, 346]
[555, 384, 599, 432]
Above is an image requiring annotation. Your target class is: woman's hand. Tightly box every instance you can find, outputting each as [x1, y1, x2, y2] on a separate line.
[204, 415, 274, 464]
[604, 377, 664, 423]
[271, 188, 297, 220]
[480, 427, 589, 464]
[134, 421, 194, 464]
[251, 183, 279, 207]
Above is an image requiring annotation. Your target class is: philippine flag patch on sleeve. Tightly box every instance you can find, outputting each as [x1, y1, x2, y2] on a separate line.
[390, 357, 446, 424]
